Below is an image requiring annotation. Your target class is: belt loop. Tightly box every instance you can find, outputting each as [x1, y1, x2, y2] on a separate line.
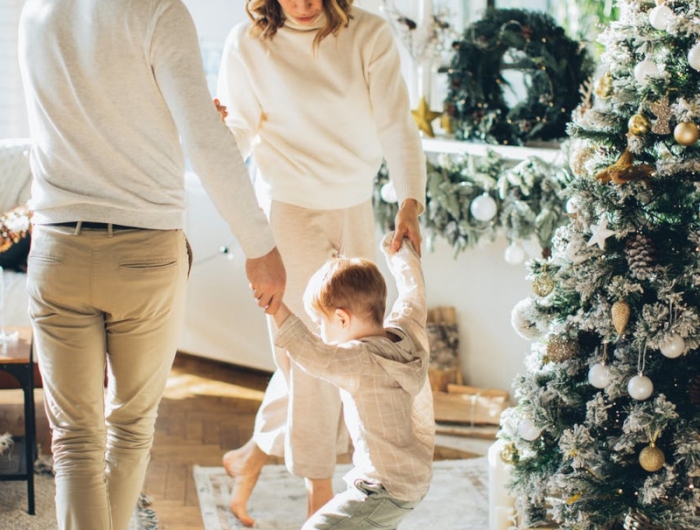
[74, 221, 83, 236]
[107, 223, 114, 238]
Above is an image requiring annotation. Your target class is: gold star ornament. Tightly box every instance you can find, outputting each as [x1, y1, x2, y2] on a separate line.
[411, 97, 442, 137]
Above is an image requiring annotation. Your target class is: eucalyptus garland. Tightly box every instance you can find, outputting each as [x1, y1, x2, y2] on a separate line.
[373, 151, 572, 257]
[444, 8, 594, 146]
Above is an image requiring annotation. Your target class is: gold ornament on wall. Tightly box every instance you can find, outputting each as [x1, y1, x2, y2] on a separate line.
[674, 121, 700, 146]
[628, 114, 652, 136]
[546, 335, 579, 363]
[612, 300, 631, 335]
[639, 442, 665, 472]
[532, 275, 555, 297]
[411, 97, 442, 137]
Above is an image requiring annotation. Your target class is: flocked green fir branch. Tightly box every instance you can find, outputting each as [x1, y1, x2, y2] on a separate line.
[373, 150, 571, 259]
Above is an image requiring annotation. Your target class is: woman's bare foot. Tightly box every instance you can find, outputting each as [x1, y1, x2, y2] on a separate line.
[222, 439, 269, 527]
[305, 477, 334, 519]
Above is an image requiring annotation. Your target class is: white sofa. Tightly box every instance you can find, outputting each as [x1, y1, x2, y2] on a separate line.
[0, 139, 32, 329]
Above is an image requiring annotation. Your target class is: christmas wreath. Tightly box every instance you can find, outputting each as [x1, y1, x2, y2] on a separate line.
[444, 8, 594, 146]
[373, 151, 571, 260]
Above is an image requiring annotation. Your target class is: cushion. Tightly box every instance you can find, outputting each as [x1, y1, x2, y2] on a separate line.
[0, 139, 32, 214]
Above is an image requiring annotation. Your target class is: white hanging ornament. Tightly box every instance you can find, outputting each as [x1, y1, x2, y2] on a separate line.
[589, 363, 611, 389]
[659, 334, 686, 358]
[628, 374, 654, 401]
[565, 197, 581, 215]
[689, 43, 700, 72]
[470, 193, 497, 222]
[504, 242, 525, 264]
[633, 60, 660, 85]
[566, 240, 586, 264]
[518, 417, 543, 441]
[379, 182, 398, 203]
[649, 4, 674, 31]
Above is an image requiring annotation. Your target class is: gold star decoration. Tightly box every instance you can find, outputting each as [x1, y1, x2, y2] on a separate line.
[647, 96, 672, 135]
[411, 97, 442, 137]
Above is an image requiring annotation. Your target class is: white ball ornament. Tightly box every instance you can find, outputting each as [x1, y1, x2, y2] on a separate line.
[634, 60, 660, 84]
[659, 334, 686, 358]
[628, 374, 654, 401]
[688, 42, 700, 72]
[565, 197, 580, 215]
[649, 4, 674, 31]
[470, 193, 497, 222]
[504, 242, 526, 264]
[518, 418, 543, 441]
[379, 182, 398, 203]
[588, 363, 611, 389]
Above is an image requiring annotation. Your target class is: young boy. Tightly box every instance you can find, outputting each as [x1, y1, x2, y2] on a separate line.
[268, 232, 435, 529]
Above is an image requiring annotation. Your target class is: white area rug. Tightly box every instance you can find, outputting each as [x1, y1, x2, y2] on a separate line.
[0, 474, 158, 530]
[194, 458, 488, 530]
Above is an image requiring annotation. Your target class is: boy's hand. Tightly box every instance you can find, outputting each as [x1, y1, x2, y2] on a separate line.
[392, 199, 422, 256]
[271, 303, 292, 328]
[214, 98, 228, 122]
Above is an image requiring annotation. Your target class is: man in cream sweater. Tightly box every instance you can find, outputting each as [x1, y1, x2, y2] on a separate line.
[18, 1, 285, 529]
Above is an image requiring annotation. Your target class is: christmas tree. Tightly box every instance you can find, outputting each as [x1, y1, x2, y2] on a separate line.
[504, 1, 700, 528]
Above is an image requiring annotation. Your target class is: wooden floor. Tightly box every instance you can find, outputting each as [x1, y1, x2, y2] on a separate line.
[0, 352, 476, 529]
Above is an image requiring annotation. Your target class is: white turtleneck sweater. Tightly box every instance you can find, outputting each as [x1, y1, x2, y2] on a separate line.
[217, 7, 426, 211]
[18, 0, 275, 259]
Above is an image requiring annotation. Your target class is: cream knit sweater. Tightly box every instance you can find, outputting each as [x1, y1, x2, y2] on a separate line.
[217, 7, 426, 211]
[18, 0, 275, 258]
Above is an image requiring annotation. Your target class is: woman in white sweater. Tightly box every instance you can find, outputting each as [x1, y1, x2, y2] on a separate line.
[217, 0, 427, 525]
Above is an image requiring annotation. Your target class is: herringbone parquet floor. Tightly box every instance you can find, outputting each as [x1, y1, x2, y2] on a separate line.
[0, 353, 477, 529]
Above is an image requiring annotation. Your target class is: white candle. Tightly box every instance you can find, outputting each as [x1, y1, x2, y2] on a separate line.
[488, 439, 516, 530]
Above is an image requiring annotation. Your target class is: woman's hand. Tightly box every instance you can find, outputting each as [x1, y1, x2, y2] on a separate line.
[214, 98, 228, 122]
[391, 198, 422, 256]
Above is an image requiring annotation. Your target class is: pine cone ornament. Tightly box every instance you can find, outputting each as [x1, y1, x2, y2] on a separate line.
[689, 375, 700, 405]
[625, 233, 655, 280]
[612, 300, 631, 335]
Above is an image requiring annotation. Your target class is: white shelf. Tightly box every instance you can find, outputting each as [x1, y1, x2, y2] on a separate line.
[421, 136, 564, 163]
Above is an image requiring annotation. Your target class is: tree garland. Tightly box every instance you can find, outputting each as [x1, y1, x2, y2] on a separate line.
[444, 8, 594, 146]
[373, 151, 572, 259]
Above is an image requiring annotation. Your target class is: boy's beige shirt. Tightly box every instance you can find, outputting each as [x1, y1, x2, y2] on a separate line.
[275, 237, 435, 502]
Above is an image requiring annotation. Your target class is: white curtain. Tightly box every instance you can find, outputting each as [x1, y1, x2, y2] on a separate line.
[0, 0, 28, 139]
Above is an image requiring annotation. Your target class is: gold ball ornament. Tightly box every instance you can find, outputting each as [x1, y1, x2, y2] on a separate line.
[546, 336, 579, 363]
[674, 121, 700, 146]
[570, 145, 596, 178]
[532, 275, 555, 297]
[594, 72, 613, 99]
[628, 114, 651, 136]
[639, 443, 665, 472]
[612, 300, 631, 335]
[499, 441, 519, 465]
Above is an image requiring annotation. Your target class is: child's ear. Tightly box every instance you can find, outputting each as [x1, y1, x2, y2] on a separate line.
[335, 308, 351, 328]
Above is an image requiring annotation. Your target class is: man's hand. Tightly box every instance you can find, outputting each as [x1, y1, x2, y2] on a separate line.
[391, 198, 422, 256]
[245, 247, 286, 314]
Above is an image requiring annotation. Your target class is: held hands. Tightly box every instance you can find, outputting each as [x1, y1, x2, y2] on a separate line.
[391, 199, 422, 256]
[214, 98, 228, 122]
[245, 247, 286, 315]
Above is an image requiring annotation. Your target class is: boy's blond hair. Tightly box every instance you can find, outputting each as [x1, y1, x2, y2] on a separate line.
[303, 257, 386, 326]
[245, 0, 354, 49]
